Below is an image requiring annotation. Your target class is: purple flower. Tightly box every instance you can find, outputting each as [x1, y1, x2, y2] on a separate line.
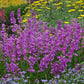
[41, 79, 48, 83]
[28, 69, 35, 73]
[6, 78, 12, 82]
[7, 81, 17, 84]
[81, 68, 84, 71]
[27, 76, 29, 79]
[31, 10, 36, 17]
[74, 53, 77, 56]
[62, 70, 66, 73]
[0, 10, 83, 78]
[14, 77, 19, 80]
[24, 79, 28, 82]
[22, 71, 26, 74]
[17, 8, 22, 23]
[35, 78, 38, 82]
[57, 20, 63, 29]
[63, 80, 67, 83]
[52, 80, 58, 84]
[10, 11, 16, 24]
[54, 75, 60, 78]
[66, 74, 69, 76]
[21, 75, 25, 78]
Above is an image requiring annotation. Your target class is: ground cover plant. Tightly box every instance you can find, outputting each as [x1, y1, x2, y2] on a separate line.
[0, 0, 84, 84]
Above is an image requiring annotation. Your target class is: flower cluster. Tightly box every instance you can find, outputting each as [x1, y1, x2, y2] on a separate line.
[17, 8, 22, 24]
[0, 71, 28, 84]
[10, 11, 16, 24]
[1, 66, 84, 84]
[47, 67, 84, 84]
[0, 0, 27, 8]
[0, 9, 84, 82]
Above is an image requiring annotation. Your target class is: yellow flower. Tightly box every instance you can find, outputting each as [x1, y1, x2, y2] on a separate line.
[46, 7, 51, 10]
[24, 7, 30, 10]
[27, 10, 30, 13]
[65, 1, 71, 3]
[2, 0, 8, 5]
[80, 15, 84, 17]
[35, 9, 41, 11]
[33, 1, 40, 4]
[43, 1, 47, 4]
[66, 4, 71, 7]
[42, 1, 47, 6]
[68, 10, 72, 12]
[57, 6, 61, 9]
[68, 9, 75, 12]
[71, 9, 76, 11]
[77, 17, 82, 19]
[22, 19, 27, 23]
[36, 15, 38, 18]
[78, 10, 84, 12]
[74, 6, 79, 9]
[35, 3, 41, 6]
[81, 6, 84, 8]
[81, 3, 84, 5]
[27, 14, 31, 17]
[0, 0, 27, 7]
[64, 22, 69, 24]
[0, 0, 2, 3]
[32, 7, 36, 10]
[49, 0, 53, 2]
[49, 34, 52, 36]
[31, 3, 34, 6]
[76, 1, 82, 4]
[72, 3, 76, 6]
[55, 2, 63, 6]
[40, 0, 44, 2]
[58, 2, 63, 5]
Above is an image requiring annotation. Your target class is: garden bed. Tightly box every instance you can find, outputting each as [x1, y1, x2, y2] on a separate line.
[0, 0, 84, 84]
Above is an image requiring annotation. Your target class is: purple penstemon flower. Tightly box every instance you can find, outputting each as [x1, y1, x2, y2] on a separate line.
[10, 11, 16, 24]
[0, 9, 83, 81]
[17, 8, 22, 23]
[28, 68, 35, 73]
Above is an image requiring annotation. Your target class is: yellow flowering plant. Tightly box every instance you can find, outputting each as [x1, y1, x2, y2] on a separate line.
[64, 22, 69, 24]
[21, 0, 84, 28]
[0, 0, 27, 8]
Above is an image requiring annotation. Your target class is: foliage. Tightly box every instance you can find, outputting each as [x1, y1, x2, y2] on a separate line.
[0, 9, 84, 83]
[4, 3, 29, 25]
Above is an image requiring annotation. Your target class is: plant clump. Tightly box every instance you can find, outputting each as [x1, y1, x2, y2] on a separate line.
[0, 8, 84, 83]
